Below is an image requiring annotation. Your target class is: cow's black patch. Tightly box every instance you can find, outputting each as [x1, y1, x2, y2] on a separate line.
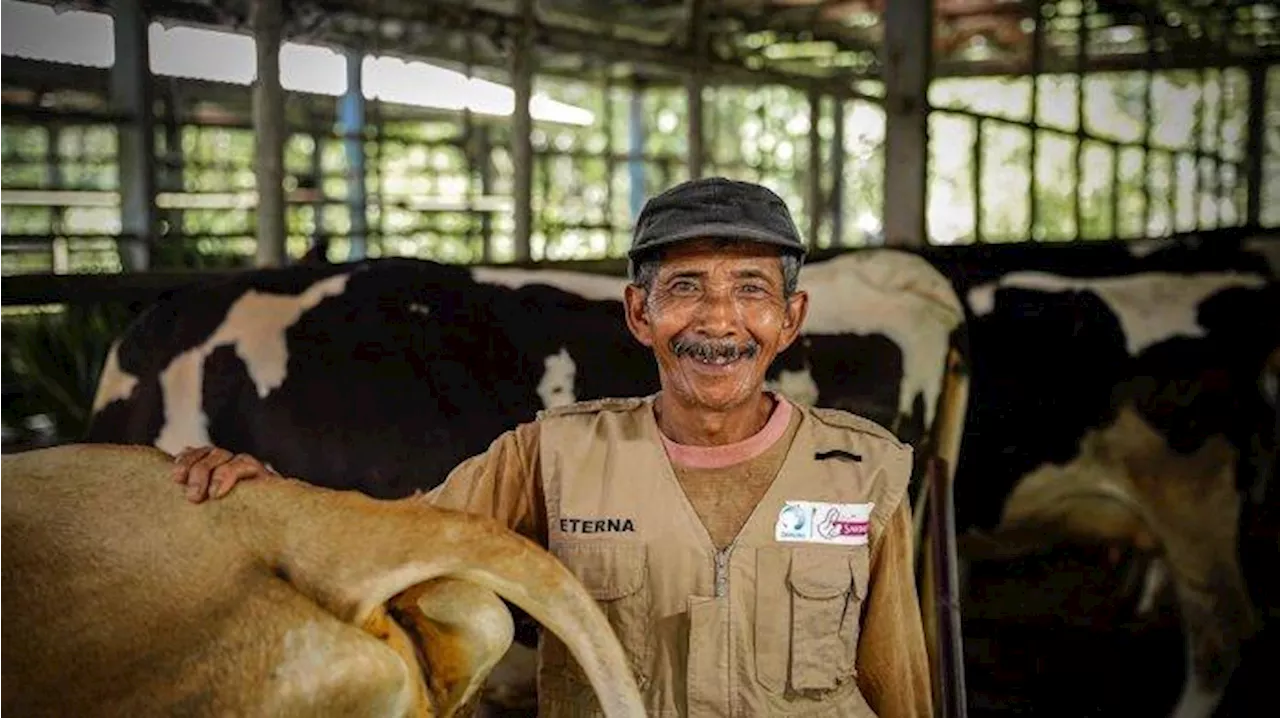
[954, 286, 1133, 531]
[83, 376, 166, 445]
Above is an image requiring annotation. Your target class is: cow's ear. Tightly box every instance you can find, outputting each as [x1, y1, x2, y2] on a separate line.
[624, 283, 655, 347]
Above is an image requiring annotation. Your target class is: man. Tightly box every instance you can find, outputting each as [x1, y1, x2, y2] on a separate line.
[173, 177, 934, 717]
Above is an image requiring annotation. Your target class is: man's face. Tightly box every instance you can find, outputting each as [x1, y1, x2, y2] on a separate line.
[624, 239, 809, 412]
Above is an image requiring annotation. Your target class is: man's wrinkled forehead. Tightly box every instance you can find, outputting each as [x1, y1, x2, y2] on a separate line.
[654, 239, 787, 279]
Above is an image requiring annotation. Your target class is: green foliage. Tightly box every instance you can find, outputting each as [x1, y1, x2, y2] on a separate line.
[1, 303, 138, 445]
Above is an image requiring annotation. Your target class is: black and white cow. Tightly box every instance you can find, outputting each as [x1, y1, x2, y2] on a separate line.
[87, 250, 965, 497]
[85, 248, 968, 712]
[938, 233, 1280, 718]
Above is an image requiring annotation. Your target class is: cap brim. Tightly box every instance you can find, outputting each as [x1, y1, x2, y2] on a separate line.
[627, 222, 808, 259]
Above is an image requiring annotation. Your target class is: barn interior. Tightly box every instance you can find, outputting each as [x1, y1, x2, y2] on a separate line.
[2, 0, 1278, 716]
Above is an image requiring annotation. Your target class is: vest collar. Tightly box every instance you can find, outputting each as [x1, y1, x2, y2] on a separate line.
[636, 395, 819, 555]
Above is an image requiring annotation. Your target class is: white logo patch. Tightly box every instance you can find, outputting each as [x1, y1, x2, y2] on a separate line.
[775, 501, 874, 546]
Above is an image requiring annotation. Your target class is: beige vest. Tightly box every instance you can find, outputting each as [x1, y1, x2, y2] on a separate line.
[535, 396, 913, 718]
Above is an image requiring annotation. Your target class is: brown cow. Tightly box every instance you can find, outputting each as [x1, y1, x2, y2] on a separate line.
[1, 444, 645, 717]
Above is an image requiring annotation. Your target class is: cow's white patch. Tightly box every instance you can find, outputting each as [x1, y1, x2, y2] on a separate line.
[537, 347, 577, 409]
[1137, 558, 1168, 615]
[1126, 237, 1181, 258]
[269, 621, 413, 717]
[967, 271, 1269, 355]
[476, 250, 964, 430]
[767, 367, 819, 406]
[154, 273, 350, 454]
[1262, 370, 1279, 411]
[275, 622, 341, 699]
[1244, 235, 1280, 277]
[798, 250, 965, 427]
[1168, 667, 1221, 718]
[470, 266, 627, 301]
[90, 340, 139, 414]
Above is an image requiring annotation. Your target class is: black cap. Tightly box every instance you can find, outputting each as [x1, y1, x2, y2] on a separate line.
[628, 177, 808, 262]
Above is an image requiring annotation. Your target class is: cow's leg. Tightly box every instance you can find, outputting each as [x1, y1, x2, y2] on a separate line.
[1166, 576, 1257, 718]
[480, 642, 539, 713]
[382, 578, 518, 717]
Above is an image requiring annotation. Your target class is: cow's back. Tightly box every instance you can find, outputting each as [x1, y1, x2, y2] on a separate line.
[84, 259, 585, 499]
[1, 445, 282, 714]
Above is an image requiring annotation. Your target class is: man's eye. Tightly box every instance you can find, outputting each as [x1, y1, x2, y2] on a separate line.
[740, 284, 766, 294]
[671, 281, 698, 292]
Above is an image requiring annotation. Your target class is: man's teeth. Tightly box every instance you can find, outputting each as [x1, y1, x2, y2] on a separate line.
[694, 355, 738, 365]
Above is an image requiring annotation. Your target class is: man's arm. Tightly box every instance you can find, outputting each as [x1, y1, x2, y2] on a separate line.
[419, 421, 548, 547]
[855, 499, 934, 718]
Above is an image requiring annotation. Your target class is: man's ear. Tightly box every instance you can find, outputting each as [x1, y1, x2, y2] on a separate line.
[624, 284, 655, 347]
[777, 289, 809, 353]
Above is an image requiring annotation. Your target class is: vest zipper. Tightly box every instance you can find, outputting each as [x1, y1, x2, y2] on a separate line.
[713, 547, 730, 598]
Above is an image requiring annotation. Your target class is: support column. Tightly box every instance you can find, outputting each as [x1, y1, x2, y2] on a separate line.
[510, 0, 535, 262]
[1245, 65, 1266, 228]
[686, 0, 707, 179]
[111, 0, 155, 271]
[830, 98, 845, 245]
[478, 126, 495, 262]
[160, 86, 185, 252]
[881, 0, 932, 248]
[341, 50, 368, 260]
[252, 0, 287, 267]
[807, 89, 823, 246]
[687, 80, 704, 179]
[309, 125, 326, 256]
[629, 80, 648, 219]
[47, 121, 69, 273]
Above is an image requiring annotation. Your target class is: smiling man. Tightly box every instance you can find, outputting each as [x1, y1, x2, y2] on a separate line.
[173, 177, 933, 717]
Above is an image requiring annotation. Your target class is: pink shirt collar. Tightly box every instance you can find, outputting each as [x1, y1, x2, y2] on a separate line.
[658, 394, 794, 470]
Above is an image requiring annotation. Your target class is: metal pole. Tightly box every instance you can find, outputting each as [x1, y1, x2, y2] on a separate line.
[603, 71, 616, 251]
[829, 98, 846, 246]
[973, 118, 984, 243]
[1028, 0, 1043, 240]
[629, 80, 648, 220]
[479, 126, 495, 262]
[1192, 67, 1205, 229]
[46, 121, 68, 272]
[111, 0, 155, 271]
[1073, 1, 1087, 240]
[310, 124, 326, 257]
[686, 0, 707, 180]
[252, 0, 287, 268]
[511, 0, 535, 262]
[341, 50, 368, 260]
[881, 0, 932, 248]
[1142, 11, 1156, 235]
[807, 89, 823, 247]
[1245, 66, 1266, 228]
[160, 86, 185, 250]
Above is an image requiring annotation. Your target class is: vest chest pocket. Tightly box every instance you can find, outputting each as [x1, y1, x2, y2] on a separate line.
[542, 542, 652, 689]
[756, 547, 870, 695]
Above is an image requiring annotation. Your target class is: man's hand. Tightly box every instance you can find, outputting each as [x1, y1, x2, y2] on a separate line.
[172, 446, 279, 503]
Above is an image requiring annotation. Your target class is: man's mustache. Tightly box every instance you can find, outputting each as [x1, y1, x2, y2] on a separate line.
[670, 335, 760, 362]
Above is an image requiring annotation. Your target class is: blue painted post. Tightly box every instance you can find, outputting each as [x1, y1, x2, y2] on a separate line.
[340, 50, 368, 260]
[628, 85, 647, 221]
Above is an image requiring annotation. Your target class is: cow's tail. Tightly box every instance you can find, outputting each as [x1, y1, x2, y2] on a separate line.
[245, 480, 645, 717]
